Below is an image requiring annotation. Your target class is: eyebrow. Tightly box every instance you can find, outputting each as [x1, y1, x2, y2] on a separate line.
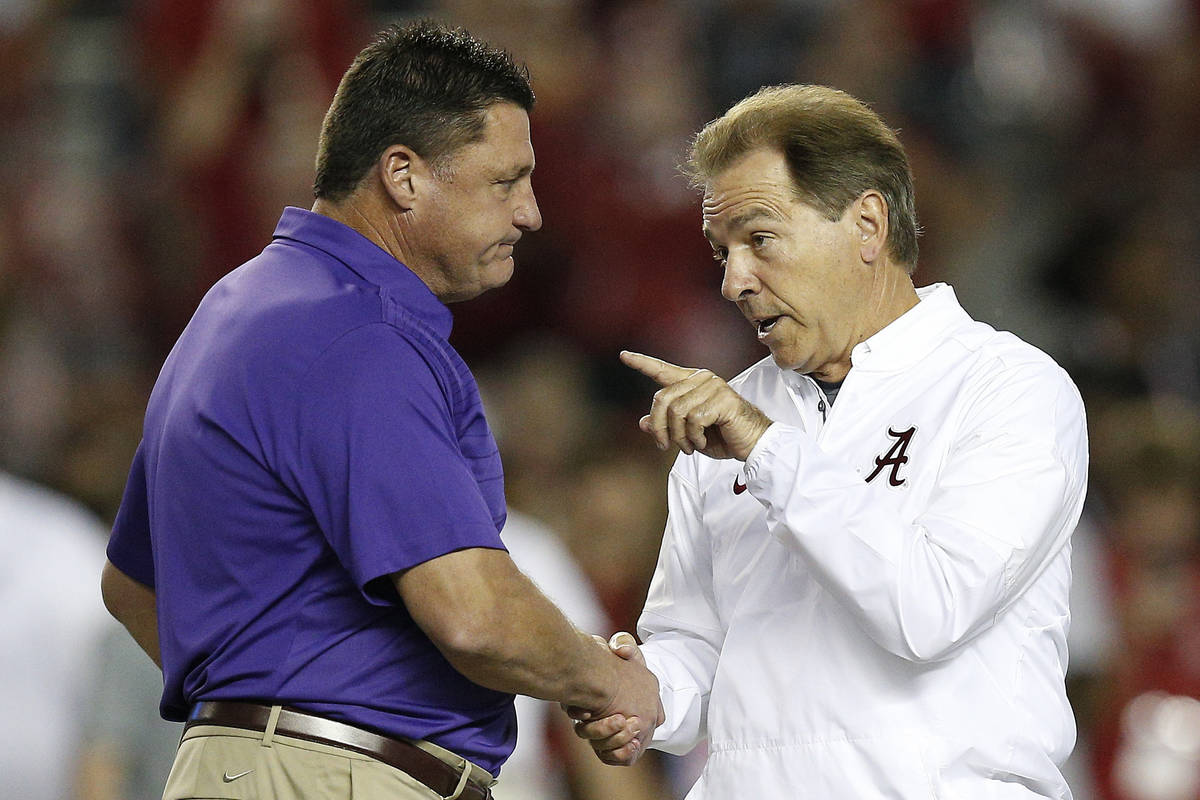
[506, 164, 534, 180]
[703, 206, 782, 242]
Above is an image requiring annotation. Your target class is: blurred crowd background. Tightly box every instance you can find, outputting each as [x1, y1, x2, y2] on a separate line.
[2, 0, 1199, 798]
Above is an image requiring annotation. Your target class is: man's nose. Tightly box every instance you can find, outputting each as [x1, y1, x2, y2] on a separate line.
[514, 184, 542, 232]
[721, 252, 759, 301]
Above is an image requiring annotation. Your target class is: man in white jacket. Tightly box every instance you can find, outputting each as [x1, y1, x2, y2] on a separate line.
[573, 84, 1088, 799]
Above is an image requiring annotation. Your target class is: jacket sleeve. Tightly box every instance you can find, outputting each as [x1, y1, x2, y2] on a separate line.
[743, 363, 1088, 663]
[636, 459, 725, 756]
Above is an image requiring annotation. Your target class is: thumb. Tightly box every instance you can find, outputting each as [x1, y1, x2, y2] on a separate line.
[608, 631, 646, 665]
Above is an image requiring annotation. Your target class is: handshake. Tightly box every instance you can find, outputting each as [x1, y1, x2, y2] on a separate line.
[566, 631, 663, 766]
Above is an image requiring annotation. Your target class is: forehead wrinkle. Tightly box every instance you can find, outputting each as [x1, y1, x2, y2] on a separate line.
[702, 193, 788, 243]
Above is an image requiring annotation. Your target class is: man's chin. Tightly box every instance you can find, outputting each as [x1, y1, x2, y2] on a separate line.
[451, 258, 514, 303]
[767, 346, 803, 372]
[487, 256, 515, 288]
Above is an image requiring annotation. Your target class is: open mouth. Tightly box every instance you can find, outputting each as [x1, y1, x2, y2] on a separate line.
[757, 316, 782, 336]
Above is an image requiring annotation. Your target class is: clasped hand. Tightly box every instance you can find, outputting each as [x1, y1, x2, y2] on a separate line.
[566, 633, 661, 766]
[621, 350, 772, 461]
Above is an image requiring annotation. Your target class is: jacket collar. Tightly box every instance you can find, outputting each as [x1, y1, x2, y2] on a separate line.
[848, 283, 968, 372]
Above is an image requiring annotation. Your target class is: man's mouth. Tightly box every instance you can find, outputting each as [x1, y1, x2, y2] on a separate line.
[757, 316, 782, 336]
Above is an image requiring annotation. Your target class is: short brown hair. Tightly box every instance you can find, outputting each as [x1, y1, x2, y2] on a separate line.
[314, 20, 534, 201]
[685, 84, 919, 270]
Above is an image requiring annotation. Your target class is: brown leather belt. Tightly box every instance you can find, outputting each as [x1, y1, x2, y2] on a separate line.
[186, 701, 491, 800]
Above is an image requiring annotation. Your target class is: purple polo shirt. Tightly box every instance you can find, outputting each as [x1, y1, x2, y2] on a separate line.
[108, 207, 515, 773]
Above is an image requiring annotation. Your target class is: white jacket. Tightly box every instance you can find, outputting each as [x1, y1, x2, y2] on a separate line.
[639, 284, 1088, 799]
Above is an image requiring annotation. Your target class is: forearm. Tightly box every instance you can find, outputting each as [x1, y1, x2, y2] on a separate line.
[396, 549, 628, 715]
[442, 573, 619, 710]
[99, 560, 161, 668]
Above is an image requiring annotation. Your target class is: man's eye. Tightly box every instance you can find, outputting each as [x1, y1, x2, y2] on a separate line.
[751, 234, 769, 247]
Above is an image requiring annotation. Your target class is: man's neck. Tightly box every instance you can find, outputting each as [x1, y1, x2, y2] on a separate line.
[312, 195, 405, 264]
[810, 264, 919, 383]
[865, 261, 920, 336]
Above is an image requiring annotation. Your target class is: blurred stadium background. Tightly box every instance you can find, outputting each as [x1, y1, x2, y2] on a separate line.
[1, 0, 1198, 798]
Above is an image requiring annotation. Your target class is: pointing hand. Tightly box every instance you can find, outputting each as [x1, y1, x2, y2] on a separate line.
[620, 350, 773, 461]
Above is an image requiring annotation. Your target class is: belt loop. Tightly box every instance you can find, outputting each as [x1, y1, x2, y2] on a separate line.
[261, 705, 283, 748]
[443, 757, 471, 800]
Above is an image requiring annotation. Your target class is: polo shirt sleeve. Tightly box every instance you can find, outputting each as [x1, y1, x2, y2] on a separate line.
[108, 439, 156, 588]
[291, 323, 506, 605]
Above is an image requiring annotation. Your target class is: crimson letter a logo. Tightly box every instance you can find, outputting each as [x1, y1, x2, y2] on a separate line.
[865, 426, 917, 486]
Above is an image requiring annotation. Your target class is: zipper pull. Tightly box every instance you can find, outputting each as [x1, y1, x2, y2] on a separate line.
[818, 398, 827, 423]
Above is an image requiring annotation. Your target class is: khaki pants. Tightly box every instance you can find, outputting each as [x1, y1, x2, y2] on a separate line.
[163, 717, 494, 800]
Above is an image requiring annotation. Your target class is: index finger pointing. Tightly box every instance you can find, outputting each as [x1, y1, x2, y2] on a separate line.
[619, 350, 696, 387]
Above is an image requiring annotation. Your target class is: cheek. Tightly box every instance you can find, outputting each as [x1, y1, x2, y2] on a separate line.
[474, 206, 511, 245]
[770, 265, 819, 315]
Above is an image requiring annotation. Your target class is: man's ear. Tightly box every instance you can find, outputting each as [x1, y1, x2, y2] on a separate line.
[378, 144, 424, 211]
[855, 190, 889, 264]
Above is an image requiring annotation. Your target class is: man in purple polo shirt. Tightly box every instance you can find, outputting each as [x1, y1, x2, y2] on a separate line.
[100, 21, 661, 800]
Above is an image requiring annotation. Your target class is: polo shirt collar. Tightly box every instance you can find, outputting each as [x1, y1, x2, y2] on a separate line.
[272, 206, 453, 338]
[849, 282, 968, 372]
